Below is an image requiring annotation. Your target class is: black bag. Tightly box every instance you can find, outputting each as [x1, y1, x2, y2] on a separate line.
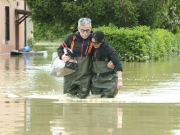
[64, 48, 78, 70]
[65, 59, 78, 70]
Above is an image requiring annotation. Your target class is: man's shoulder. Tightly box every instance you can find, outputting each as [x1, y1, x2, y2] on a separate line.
[66, 33, 74, 38]
[64, 33, 76, 42]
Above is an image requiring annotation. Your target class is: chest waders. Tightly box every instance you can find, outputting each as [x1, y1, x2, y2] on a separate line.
[62, 35, 93, 99]
[91, 61, 118, 98]
[64, 56, 92, 99]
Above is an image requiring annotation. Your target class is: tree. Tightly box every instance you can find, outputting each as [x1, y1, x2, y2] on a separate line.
[132, 0, 169, 28]
[26, 0, 139, 29]
[160, 0, 180, 33]
[24, 0, 180, 40]
[25, 0, 139, 40]
[0, 0, 9, 2]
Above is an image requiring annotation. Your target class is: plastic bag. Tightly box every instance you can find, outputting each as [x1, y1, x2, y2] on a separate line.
[49, 52, 75, 77]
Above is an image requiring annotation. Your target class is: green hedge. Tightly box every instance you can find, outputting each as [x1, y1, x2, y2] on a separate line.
[93, 25, 180, 62]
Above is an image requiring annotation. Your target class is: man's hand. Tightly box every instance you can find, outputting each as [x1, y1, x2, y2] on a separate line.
[107, 61, 115, 69]
[61, 52, 70, 62]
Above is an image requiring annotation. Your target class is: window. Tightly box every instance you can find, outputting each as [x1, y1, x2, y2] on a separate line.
[5, 6, 10, 41]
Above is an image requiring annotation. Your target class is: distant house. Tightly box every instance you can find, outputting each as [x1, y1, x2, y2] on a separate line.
[0, 0, 32, 54]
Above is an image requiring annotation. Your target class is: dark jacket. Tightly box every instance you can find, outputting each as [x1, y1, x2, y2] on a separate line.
[57, 31, 92, 59]
[92, 41, 123, 71]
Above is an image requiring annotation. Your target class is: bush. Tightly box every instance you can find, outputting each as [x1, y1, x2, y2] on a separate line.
[93, 25, 179, 62]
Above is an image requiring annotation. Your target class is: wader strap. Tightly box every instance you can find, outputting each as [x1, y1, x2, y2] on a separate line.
[61, 42, 68, 48]
[71, 35, 76, 50]
[63, 35, 92, 56]
[86, 42, 93, 56]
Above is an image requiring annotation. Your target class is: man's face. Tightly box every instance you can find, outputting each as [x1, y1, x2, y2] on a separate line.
[78, 25, 91, 39]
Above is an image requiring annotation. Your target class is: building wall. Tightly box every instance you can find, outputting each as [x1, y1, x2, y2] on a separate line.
[26, 5, 34, 45]
[0, 0, 25, 54]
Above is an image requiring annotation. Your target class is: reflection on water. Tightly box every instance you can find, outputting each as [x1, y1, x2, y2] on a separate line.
[0, 54, 63, 97]
[49, 102, 123, 135]
[0, 94, 25, 134]
[1, 97, 180, 135]
[0, 54, 180, 135]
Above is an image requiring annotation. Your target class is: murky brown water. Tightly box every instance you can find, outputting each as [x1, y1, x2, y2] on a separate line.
[0, 53, 180, 135]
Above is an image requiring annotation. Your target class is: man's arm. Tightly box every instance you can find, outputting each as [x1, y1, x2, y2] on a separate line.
[57, 34, 72, 61]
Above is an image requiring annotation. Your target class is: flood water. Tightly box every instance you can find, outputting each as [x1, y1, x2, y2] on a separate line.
[0, 52, 180, 135]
